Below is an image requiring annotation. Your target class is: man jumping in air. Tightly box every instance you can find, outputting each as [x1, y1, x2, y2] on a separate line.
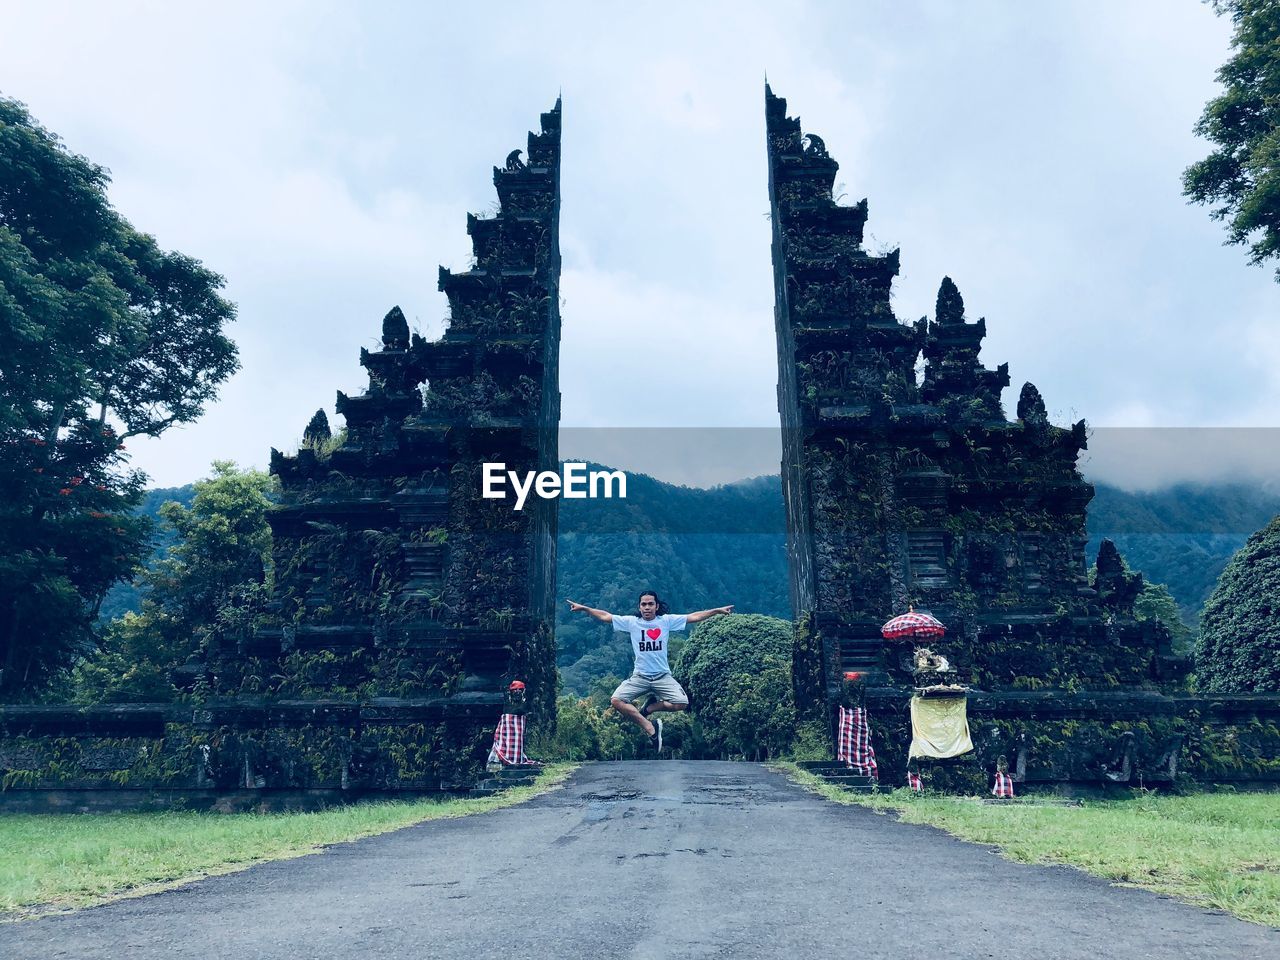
[566, 590, 734, 751]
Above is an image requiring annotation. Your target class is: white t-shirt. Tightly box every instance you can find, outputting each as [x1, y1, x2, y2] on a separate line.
[612, 613, 688, 677]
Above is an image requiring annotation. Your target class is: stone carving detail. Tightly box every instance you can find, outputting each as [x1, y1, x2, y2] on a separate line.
[802, 133, 827, 157]
[79, 744, 140, 771]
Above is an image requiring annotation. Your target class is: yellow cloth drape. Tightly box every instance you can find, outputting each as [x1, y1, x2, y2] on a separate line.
[908, 694, 973, 759]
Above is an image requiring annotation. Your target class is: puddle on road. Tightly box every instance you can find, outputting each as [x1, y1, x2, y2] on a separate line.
[579, 790, 643, 803]
[616, 847, 730, 862]
[566, 787, 773, 809]
[547, 767, 808, 811]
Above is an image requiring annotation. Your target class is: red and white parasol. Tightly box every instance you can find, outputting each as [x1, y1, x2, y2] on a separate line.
[880, 607, 946, 640]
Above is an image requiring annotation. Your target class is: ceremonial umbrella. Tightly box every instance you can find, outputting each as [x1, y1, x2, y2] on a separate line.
[880, 607, 946, 640]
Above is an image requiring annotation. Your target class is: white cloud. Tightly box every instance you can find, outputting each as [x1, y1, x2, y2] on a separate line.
[559, 266, 777, 428]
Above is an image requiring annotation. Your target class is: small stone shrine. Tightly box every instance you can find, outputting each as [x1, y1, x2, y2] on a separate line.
[0, 99, 563, 810]
[765, 85, 1280, 790]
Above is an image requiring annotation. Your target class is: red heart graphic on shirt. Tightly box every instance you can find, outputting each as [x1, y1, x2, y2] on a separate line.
[646, 628, 662, 641]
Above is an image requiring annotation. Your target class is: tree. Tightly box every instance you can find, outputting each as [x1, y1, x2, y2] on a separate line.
[0, 97, 238, 696]
[73, 462, 275, 703]
[721, 655, 796, 760]
[1183, 0, 1280, 281]
[673, 613, 793, 758]
[1134, 580, 1195, 653]
[538, 696, 604, 761]
[1196, 514, 1280, 692]
[585, 674, 641, 760]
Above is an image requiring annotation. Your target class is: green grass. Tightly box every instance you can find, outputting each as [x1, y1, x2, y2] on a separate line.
[0, 764, 574, 919]
[778, 763, 1280, 927]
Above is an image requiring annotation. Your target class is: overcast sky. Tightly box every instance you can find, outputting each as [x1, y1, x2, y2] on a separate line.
[4, 1, 1277, 490]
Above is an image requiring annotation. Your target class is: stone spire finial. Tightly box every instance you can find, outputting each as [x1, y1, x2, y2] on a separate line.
[302, 409, 330, 448]
[1017, 382, 1048, 425]
[935, 277, 965, 325]
[382, 306, 410, 349]
[1096, 538, 1123, 578]
[1094, 539, 1144, 613]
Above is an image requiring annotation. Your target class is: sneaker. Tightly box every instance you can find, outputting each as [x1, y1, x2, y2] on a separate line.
[640, 695, 659, 719]
[649, 717, 663, 752]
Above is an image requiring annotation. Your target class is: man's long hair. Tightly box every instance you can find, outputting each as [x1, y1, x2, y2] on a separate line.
[637, 589, 670, 616]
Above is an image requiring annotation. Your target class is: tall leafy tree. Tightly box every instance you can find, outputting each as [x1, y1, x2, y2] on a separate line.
[0, 97, 238, 697]
[1196, 514, 1280, 692]
[1183, 0, 1280, 281]
[74, 462, 275, 703]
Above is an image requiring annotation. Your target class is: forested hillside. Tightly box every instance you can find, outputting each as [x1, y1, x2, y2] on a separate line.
[1085, 483, 1280, 622]
[105, 473, 1280, 694]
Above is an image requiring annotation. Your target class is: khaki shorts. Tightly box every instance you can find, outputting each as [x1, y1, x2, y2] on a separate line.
[611, 672, 688, 706]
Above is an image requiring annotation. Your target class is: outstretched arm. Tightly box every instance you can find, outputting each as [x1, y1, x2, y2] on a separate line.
[566, 600, 613, 624]
[685, 605, 734, 624]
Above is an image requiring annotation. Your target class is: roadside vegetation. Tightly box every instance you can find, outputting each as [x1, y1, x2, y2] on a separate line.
[782, 764, 1280, 927]
[0, 764, 572, 919]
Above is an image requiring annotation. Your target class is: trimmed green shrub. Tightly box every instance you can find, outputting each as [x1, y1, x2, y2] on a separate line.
[1197, 515, 1280, 692]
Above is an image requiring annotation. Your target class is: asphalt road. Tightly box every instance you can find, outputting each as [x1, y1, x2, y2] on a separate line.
[3, 761, 1277, 959]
